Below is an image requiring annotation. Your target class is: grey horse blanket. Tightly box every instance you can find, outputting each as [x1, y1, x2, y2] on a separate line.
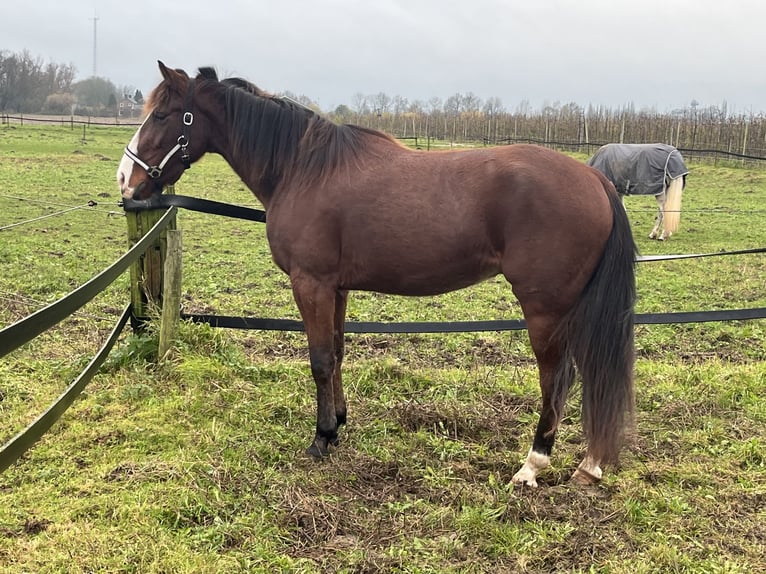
[586, 143, 688, 196]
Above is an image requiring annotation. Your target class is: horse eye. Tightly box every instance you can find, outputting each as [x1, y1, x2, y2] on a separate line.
[152, 110, 168, 121]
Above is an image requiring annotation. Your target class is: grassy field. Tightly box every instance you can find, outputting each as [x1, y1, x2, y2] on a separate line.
[0, 123, 764, 573]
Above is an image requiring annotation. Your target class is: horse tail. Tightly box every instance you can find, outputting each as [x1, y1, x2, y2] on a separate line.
[662, 176, 684, 236]
[558, 178, 637, 464]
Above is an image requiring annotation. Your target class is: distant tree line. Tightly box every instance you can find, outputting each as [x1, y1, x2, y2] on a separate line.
[327, 93, 766, 158]
[0, 49, 142, 116]
[4, 49, 766, 158]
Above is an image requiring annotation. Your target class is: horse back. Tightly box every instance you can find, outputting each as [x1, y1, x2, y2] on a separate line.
[267, 143, 615, 296]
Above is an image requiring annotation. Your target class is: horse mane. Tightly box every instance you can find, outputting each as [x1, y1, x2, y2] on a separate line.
[207, 69, 398, 187]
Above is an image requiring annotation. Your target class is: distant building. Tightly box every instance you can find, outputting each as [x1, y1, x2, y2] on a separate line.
[118, 94, 140, 117]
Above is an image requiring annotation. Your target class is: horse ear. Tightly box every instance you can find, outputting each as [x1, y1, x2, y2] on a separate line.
[157, 61, 189, 88]
[197, 67, 219, 82]
[158, 60, 172, 80]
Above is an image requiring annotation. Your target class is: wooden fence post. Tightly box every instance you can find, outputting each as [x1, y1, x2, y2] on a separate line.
[158, 229, 182, 357]
[125, 184, 176, 331]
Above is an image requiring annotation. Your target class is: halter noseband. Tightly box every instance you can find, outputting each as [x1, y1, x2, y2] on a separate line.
[123, 79, 196, 180]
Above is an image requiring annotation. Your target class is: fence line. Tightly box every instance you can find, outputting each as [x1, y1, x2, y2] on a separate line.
[0, 201, 99, 232]
[0, 306, 130, 473]
[0, 208, 177, 359]
[482, 136, 766, 164]
[0, 208, 176, 472]
[1, 113, 141, 128]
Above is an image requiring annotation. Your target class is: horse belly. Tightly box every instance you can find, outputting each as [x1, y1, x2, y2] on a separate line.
[340, 232, 501, 296]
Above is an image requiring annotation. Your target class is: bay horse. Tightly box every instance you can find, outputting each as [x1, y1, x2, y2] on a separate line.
[118, 62, 637, 487]
[587, 143, 688, 240]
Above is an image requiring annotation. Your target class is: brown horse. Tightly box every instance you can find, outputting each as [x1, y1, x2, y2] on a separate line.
[118, 62, 637, 487]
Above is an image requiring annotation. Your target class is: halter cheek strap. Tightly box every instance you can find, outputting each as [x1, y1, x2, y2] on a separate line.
[124, 138, 185, 179]
[123, 79, 195, 180]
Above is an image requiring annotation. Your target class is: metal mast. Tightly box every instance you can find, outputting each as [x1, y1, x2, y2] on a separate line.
[91, 13, 99, 76]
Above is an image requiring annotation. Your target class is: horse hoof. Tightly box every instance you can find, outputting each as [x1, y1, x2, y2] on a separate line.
[305, 433, 340, 459]
[511, 469, 539, 488]
[570, 467, 601, 486]
[306, 438, 330, 459]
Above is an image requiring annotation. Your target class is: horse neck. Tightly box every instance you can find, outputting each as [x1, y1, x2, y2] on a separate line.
[219, 145, 279, 208]
[216, 92, 313, 208]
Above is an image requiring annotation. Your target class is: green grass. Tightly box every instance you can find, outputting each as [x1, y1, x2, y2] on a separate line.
[0, 124, 764, 573]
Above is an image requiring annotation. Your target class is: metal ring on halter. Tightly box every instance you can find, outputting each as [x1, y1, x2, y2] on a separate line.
[147, 166, 163, 179]
[177, 134, 189, 147]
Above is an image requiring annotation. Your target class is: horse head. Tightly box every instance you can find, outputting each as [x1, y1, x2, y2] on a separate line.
[117, 61, 215, 200]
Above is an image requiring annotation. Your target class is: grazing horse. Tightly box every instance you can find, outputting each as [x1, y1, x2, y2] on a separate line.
[587, 143, 688, 240]
[118, 62, 637, 487]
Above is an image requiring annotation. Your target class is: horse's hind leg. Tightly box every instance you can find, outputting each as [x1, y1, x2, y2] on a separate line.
[511, 313, 575, 488]
[290, 274, 343, 458]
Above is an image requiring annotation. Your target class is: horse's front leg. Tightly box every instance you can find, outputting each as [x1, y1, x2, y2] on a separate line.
[650, 193, 665, 240]
[291, 274, 342, 458]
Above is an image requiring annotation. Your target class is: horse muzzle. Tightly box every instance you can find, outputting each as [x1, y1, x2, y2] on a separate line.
[122, 180, 161, 201]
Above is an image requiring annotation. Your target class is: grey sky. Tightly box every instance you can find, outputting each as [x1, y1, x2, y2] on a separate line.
[3, 0, 765, 114]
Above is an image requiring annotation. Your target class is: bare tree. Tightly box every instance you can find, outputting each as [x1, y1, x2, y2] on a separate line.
[351, 92, 369, 124]
[483, 97, 504, 142]
[371, 92, 392, 115]
[0, 50, 76, 112]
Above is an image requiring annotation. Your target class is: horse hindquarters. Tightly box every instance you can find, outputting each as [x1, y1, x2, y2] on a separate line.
[513, 187, 637, 487]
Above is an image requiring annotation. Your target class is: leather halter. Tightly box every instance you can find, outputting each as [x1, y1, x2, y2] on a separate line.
[123, 79, 195, 180]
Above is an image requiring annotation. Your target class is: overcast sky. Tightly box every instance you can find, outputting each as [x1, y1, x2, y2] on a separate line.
[3, 0, 765, 114]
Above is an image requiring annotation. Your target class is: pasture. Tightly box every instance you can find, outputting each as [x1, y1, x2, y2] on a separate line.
[0, 124, 764, 573]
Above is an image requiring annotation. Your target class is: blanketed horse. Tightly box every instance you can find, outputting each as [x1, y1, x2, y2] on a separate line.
[587, 143, 688, 240]
[118, 62, 637, 487]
